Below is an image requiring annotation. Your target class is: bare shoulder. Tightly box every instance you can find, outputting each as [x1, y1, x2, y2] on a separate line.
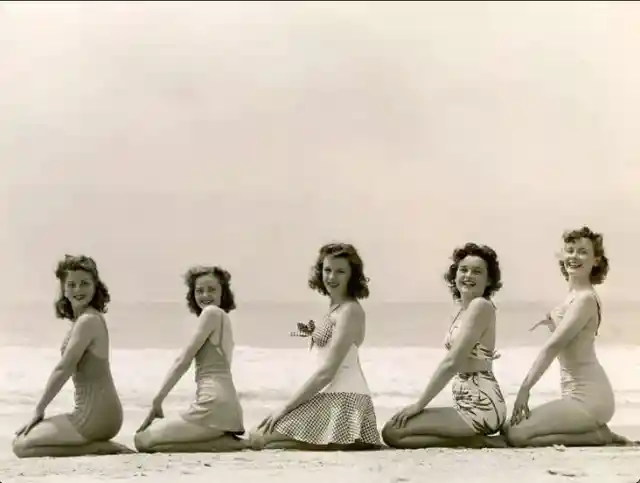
[75, 312, 104, 330]
[199, 305, 225, 329]
[466, 298, 495, 325]
[572, 291, 598, 312]
[71, 313, 104, 342]
[333, 302, 364, 330]
[340, 301, 365, 319]
[469, 297, 495, 314]
[201, 305, 225, 318]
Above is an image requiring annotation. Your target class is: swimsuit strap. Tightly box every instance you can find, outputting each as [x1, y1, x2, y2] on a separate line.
[565, 291, 602, 336]
[212, 314, 229, 363]
[327, 303, 342, 319]
[447, 307, 463, 333]
[592, 291, 602, 335]
[444, 308, 464, 350]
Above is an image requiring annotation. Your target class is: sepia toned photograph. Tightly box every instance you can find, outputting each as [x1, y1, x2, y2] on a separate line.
[1, 1, 639, 481]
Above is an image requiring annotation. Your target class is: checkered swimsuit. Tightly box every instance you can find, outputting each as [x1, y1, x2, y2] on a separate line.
[275, 311, 382, 446]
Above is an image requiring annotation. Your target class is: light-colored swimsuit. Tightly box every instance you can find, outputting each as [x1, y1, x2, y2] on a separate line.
[60, 316, 123, 441]
[181, 312, 245, 435]
[444, 309, 507, 435]
[551, 293, 614, 425]
[275, 306, 382, 446]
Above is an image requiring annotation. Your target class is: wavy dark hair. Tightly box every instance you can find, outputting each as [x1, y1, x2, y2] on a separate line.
[308, 242, 370, 299]
[54, 254, 111, 320]
[559, 226, 609, 285]
[184, 265, 237, 316]
[444, 242, 503, 300]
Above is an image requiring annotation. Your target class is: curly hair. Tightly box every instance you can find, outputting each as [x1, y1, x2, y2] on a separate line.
[184, 265, 237, 316]
[54, 254, 111, 320]
[308, 242, 370, 299]
[444, 242, 503, 300]
[559, 226, 609, 285]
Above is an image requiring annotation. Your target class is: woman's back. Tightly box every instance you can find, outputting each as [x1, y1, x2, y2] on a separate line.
[553, 295, 601, 370]
[445, 304, 498, 374]
[61, 314, 123, 440]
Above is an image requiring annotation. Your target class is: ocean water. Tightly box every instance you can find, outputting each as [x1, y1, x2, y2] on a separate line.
[1, 301, 639, 427]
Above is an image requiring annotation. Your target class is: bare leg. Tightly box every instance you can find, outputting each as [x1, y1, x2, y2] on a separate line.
[382, 407, 503, 449]
[249, 429, 380, 451]
[13, 441, 136, 458]
[134, 417, 247, 453]
[12, 415, 133, 459]
[505, 399, 625, 447]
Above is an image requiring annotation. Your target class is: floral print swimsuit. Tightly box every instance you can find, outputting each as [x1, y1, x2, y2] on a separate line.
[444, 310, 507, 436]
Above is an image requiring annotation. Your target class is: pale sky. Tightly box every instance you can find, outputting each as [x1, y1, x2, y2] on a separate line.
[1, 1, 639, 304]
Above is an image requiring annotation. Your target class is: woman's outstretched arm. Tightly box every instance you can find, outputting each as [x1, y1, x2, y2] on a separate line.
[151, 305, 221, 405]
[518, 293, 596, 392]
[414, 298, 493, 408]
[280, 303, 362, 414]
[34, 314, 98, 413]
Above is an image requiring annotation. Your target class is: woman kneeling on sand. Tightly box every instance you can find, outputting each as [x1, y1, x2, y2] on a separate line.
[13, 255, 129, 458]
[506, 227, 634, 447]
[382, 243, 507, 449]
[250, 242, 382, 451]
[134, 266, 246, 453]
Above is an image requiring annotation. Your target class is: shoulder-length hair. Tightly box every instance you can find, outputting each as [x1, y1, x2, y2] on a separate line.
[54, 254, 111, 320]
[184, 265, 237, 315]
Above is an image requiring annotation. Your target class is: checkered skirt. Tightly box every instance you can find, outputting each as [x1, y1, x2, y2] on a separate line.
[273, 392, 382, 446]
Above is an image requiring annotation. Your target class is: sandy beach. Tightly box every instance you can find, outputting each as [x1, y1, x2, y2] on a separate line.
[2, 409, 639, 483]
[3, 444, 640, 483]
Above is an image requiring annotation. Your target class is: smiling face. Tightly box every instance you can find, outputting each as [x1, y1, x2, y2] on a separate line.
[562, 237, 598, 282]
[455, 255, 489, 300]
[322, 255, 352, 298]
[63, 270, 96, 314]
[193, 273, 222, 311]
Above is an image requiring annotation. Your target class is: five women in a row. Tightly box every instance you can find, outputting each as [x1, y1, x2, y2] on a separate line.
[12, 225, 631, 458]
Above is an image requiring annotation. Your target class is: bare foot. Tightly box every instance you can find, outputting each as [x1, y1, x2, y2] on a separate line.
[248, 431, 266, 450]
[95, 441, 137, 455]
[597, 425, 638, 446]
[480, 435, 509, 448]
[609, 431, 637, 446]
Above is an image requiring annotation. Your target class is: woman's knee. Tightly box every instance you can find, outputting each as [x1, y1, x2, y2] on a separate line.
[504, 425, 529, 447]
[380, 421, 401, 447]
[133, 431, 154, 453]
[12, 435, 29, 458]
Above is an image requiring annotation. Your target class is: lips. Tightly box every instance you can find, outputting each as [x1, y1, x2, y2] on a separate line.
[566, 261, 582, 269]
[326, 283, 340, 289]
[460, 280, 476, 288]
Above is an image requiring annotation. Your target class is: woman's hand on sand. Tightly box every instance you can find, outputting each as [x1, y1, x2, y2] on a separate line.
[529, 315, 556, 333]
[257, 408, 287, 434]
[15, 409, 44, 437]
[390, 402, 423, 428]
[137, 403, 164, 433]
[510, 388, 531, 426]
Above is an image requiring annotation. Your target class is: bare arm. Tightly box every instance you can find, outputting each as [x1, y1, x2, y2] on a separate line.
[529, 313, 557, 333]
[416, 298, 493, 408]
[519, 293, 595, 392]
[35, 314, 99, 413]
[152, 305, 221, 405]
[281, 304, 363, 414]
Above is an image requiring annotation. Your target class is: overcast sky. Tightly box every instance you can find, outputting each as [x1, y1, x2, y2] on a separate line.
[1, 1, 638, 304]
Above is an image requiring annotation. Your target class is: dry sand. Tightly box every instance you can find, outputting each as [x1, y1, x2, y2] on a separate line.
[2, 411, 639, 483]
[2, 446, 640, 483]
